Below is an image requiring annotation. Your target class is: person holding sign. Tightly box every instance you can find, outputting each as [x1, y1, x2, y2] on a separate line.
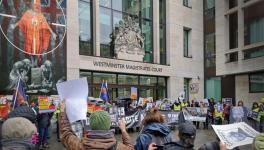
[59, 101, 134, 150]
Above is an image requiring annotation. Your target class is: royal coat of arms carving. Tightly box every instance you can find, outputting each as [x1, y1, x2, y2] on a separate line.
[112, 16, 145, 61]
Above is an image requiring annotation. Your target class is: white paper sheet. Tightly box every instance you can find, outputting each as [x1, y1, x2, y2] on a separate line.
[56, 78, 88, 123]
[212, 122, 259, 149]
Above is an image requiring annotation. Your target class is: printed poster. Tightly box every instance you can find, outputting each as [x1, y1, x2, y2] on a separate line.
[212, 122, 259, 149]
[0, 0, 67, 95]
[38, 96, 55, 113]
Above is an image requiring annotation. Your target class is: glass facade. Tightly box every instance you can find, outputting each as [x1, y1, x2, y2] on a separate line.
[79, 0, 93, 56]
[206, 77, 221, 101]
[244, 1, 264, 45]
[249, 72, 264, 93]
[229, 12, 238, 49]
[159, 0, 166, 65]
[80, 71, 167, 100]
[99, 0, 153, 62]
[244, 46, 264, 60]
[184, 78, 190, 100]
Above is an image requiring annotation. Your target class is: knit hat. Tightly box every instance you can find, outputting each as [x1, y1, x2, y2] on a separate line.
[90, 110, 111, 130]
[2, 117, 37, 139]
[178, 122, 196, 136]
[254, 133, 264, 150]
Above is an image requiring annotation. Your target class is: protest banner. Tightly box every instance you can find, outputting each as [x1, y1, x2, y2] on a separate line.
[56, 78, 88, 123]
[0, 96, 9, 118]
[38, 96, 56, 113]
[184, 107, 207, 122]
[212, 122, 259, 149]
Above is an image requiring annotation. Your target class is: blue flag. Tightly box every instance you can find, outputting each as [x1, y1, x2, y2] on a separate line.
[99, 81, 109, 101]
[12, 78, 27, 109]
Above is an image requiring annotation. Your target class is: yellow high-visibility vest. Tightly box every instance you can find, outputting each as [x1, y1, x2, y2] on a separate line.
[181, 102, 188, 108]
[173, 104, 181, 111]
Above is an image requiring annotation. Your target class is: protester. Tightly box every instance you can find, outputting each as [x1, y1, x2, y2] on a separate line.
[135, 108, 172, 150]
[159, 122, 196, 150]
[53, 106, 61, 142]
[230, 100, 248, 123]
[208, 98, 215, 124]
[200, 102, 209, 129]
[8, 104, 37, 124]
[171, 98, 181, 112]
[1, 117, 38, 150]
[191, 100, 200, 129]
[258, 97, 264, 132]
[59, 101, 134, 150]
[214, 102, 224, 125]
[37, 112, 52, 149]
[248, 102, 260, 131]
[180, 99, 189, 109]
[223, 103, 230, 124]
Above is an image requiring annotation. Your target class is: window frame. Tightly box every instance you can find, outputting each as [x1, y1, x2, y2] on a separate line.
[249, 72, 264, 93]
[183, 0, 192, 8]
[183, 27, 192, 58]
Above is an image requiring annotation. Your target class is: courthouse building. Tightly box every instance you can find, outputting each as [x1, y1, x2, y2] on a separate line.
[0, 0, 263, 105]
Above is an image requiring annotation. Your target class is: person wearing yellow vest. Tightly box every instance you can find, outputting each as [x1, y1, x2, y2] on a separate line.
[257, 97, 264, 132]
[214, 102, 224, 125]
[53, 107, 61, 142]
[172, 99, 181, 112]
[249, 102, 260, 131]
[180, 99, 189, 110]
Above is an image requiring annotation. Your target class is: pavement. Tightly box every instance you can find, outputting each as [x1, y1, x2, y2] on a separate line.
[48, 126, 252, 150]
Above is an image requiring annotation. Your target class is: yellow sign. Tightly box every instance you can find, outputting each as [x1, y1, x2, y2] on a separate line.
[38, 96, 49, 110]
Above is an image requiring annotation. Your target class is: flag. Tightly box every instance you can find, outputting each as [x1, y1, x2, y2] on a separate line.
[12, 78, 27, 109]
[99, 81, 109, 102]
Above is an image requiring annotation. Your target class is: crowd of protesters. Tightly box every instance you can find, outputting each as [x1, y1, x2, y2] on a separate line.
[1, 97, 264, 150]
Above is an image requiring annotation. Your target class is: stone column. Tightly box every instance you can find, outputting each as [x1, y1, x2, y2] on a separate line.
[67, 1, 79, 80]
[153, 0, 160, 64]
[93, 0, 100, 56]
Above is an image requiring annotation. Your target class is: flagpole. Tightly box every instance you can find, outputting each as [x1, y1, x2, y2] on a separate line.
[13, 77, 21, 110]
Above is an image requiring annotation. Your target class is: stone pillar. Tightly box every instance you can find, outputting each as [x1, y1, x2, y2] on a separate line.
[93, 0, 100, 56]
[237, 1, 244, 59]
[66, 0, 79, 80]
[153, 0, 160, 64]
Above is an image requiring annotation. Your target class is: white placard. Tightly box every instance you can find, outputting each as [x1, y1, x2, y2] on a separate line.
[212, 122, 259, 149]
[56, 78, 88, 123]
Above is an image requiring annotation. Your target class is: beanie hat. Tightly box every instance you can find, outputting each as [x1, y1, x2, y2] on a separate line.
[254, 133, 264, 150]
[90, 110, 111, 130]
[178, 122, 196, 136]
[2, 117, 37, 139]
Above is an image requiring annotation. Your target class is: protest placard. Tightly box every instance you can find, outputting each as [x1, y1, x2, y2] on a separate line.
[56, 78, 88, 123]
[38, 96, 56, 113]
[0, 96, 9, 118]
[212, 122, 259, 149]
[184, 107, 207, 122]
[130, 87, 137, 100]
[247, 111, 259, 120]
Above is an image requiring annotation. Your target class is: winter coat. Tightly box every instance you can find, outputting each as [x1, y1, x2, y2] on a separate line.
[134, 123, 172, 150]
[59, 112, 134, 150]
[8, 106, 37, 123]
[37, 113, 52, 128]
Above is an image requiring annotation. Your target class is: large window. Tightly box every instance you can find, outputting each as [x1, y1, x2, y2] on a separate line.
[204, 0, 215, 10]
[159, 0, 166, 65]
[244, 46, 264, 60]
[244, 1, 264, 45]
[183, 0, 192, 8]
[184, 28, 192, 58]
[225, 52, 238, 63]
[80, 71, 167, 100]
[205, 33, 215, 68]
[184, 78, 190, 100]
[249, 72, 264, 93]
[229, 0, 238, 9]
[229, 12, 238, 49]
[99, 0, 153, 62]
[206, 77, 221, 101]
[79, 0, 93, 56]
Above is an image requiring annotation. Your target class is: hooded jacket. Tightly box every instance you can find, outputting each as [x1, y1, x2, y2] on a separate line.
[134, 123, 172, 150]
[59, 112, 134, 150]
